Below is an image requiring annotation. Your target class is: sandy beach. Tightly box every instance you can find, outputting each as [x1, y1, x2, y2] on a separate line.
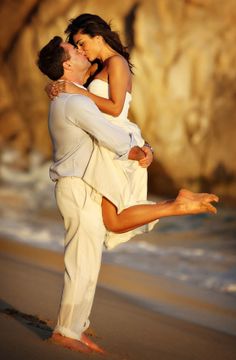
[1, 237, 236, 360]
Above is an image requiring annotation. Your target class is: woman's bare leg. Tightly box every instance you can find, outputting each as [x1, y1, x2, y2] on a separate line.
[102, 189, 219, 233]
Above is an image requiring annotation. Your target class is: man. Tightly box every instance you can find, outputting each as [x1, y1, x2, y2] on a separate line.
[37, 36, 150, 354]
[37, 36, 218, 354]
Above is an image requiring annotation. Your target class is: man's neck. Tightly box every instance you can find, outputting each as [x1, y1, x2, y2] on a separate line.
[61, 70, 89, 85]
[61, 67, 93, 86]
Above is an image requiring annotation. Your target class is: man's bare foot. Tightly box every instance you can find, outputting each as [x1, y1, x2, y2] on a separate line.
[176, 189, 219, 215]
[81, 333, 106, 355]
[84, 326, 98, 338]
[50, 332, 92, 353]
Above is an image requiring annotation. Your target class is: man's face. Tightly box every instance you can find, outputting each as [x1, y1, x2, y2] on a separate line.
[60, 42, 90, 72]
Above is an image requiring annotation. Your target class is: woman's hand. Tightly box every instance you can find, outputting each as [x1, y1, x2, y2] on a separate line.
[44, 81, 65, 100]
[45, 81, 88, 100]
[138, 145, 154, 168]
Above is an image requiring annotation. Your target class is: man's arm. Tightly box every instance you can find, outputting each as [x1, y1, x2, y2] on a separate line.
[65, 95, 144, 159]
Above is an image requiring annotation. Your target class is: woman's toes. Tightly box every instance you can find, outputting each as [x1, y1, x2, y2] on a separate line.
[204, 202, 217, 214]
[211, 194, 219, 202]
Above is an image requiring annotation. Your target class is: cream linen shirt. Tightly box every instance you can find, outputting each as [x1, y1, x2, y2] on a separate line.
[48, 90, 137, 181]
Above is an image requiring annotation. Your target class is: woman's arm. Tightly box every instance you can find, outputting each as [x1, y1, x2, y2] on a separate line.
[44, 63, 98, 99]
[94, 55, 130, 116]
[66, 55, 130, 117]
[45, 56, 130, 116]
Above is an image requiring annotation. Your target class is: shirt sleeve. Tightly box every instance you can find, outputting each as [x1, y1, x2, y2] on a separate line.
[65, 94, 137, 157]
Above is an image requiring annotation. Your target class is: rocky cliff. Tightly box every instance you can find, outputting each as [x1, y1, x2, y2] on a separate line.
[0, 0, 236, 200]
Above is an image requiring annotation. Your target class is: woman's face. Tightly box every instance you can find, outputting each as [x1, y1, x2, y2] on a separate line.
[73, 32, 102, 62]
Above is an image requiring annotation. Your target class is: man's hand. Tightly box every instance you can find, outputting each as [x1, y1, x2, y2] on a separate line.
[128, 146, 146, 161]
[138, 145, 154, 168]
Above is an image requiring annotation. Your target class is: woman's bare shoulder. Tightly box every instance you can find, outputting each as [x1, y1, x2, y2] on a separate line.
[106, 55, 129, 69]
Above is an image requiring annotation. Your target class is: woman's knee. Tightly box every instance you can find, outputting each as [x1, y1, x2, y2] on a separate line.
[102, 198, 123, 232]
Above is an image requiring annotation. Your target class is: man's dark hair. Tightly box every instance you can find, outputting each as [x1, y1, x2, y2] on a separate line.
[37, 36, 70, 80]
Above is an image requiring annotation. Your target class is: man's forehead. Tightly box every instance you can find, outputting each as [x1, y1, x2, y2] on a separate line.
[61, 42, 73, 51]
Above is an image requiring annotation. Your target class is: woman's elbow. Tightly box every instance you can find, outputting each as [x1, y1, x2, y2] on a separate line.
[109, 105, 123, 117]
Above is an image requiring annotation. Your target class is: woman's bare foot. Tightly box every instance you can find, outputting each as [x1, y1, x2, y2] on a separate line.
[175, 189, 219, 215]
[81, 333, 106, 355]
[50, 332, 92, 353]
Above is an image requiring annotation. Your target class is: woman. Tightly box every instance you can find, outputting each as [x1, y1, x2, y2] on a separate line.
[48, 14, 218, 249]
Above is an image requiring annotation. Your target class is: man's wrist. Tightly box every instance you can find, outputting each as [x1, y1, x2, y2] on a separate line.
[144, 142, 154, 154]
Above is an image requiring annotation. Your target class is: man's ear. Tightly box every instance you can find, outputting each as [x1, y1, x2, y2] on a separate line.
[63, 60, 71, 71]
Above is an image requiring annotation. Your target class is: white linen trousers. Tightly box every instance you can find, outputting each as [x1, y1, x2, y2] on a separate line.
[54, 176, 106, 340]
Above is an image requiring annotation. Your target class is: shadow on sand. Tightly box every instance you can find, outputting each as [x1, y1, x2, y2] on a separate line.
[0, 299, 52, 340]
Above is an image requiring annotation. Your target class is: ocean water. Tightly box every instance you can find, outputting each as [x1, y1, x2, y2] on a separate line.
[0, 163, 236, 298]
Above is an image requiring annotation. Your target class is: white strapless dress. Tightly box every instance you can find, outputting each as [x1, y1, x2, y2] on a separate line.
[83, 79, 158, 249]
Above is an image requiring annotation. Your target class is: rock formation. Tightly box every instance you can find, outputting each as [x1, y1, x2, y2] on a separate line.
[0, 0, 236, 200]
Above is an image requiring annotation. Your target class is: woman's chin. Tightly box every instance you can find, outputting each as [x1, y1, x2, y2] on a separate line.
[87, 54, 96, 62]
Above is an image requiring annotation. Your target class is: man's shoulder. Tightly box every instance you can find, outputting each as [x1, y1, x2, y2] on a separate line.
[65, 93, 94, 107]
[64, 93, 98, 118]
[55, 93, 100, 126]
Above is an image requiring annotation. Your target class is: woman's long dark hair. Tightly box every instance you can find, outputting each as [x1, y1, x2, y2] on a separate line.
[65, 13, 134, 73]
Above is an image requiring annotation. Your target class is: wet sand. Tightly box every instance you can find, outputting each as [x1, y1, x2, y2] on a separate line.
[1, 238, 236, 360]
